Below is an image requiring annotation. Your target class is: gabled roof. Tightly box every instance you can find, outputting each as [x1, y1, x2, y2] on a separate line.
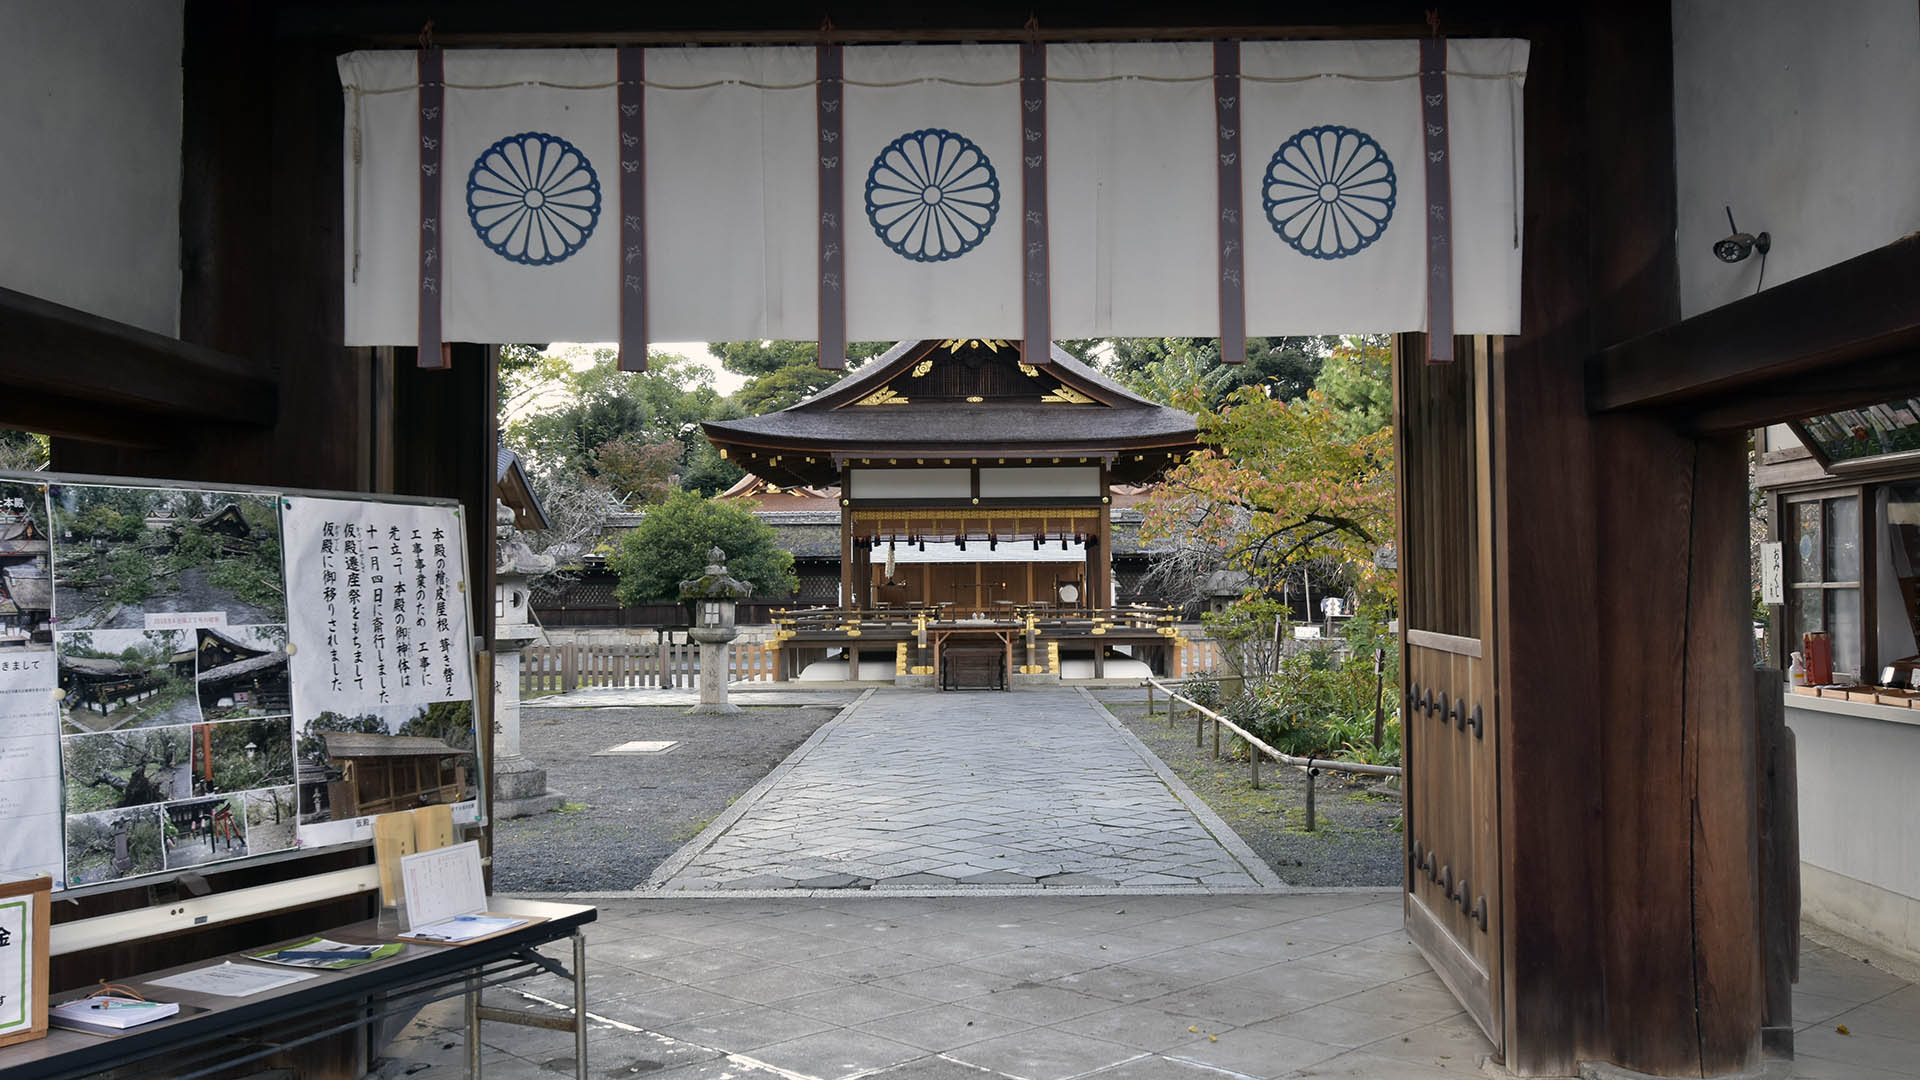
[321, 731, 463, 759]
[198, 649, 288, 684]
[704, 340, 1198, 487]
[497, 447, 551, 531]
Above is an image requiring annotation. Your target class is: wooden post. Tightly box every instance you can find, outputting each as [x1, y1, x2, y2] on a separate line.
[1754, 666, 1799, 1057]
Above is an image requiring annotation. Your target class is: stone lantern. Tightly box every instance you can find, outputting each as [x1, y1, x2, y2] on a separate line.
[492, 501, 565, 816]
[681, 546, 752, 715]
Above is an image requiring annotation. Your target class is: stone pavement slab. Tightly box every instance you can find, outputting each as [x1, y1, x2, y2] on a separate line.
[373, 895, 1918, 1080]
[649, 687, 1280, 891]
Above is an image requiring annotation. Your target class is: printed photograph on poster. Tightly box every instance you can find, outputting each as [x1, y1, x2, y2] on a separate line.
[190, 716, 294, 796]
[195, 625, 290, 719]
[49, 487, 286, 630]
[295, 701, 477, 828]
[242, 786, 298, 854]
[62, 725, 193, 813]
[0, 480, 53, 651]
[57, 629, 200, 734]
[161, 793, 248, 868]
[64, 805, 163, 885]
[283, 497, 474, 712]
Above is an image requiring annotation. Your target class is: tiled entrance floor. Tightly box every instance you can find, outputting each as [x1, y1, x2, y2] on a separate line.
[378, 894, 1920, 1079]
[648, 688, 1279, 891]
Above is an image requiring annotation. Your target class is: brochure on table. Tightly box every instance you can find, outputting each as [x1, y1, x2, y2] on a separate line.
[0, 474, 481, 893]
[396, 841, 534, 944]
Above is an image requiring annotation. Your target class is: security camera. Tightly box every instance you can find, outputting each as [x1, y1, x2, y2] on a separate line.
[1713, 206, 1770, 263]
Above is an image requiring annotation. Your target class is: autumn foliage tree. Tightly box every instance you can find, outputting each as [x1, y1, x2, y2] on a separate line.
[1140, 337, 1395, 597]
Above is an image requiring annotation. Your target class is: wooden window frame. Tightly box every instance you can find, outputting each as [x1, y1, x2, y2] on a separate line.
[1779, 485, 1874, 679]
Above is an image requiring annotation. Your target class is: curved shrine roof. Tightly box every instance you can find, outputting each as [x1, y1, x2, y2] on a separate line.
[704, 340, 1199, 487]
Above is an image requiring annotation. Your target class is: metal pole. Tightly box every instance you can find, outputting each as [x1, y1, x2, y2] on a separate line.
[1372, 648, 1385, 749]
[1305, 765, 1319, 832]
[572, 933, 588, 1080]
[466, 974, 483, 1079]
[1211, 716, 1220, 760]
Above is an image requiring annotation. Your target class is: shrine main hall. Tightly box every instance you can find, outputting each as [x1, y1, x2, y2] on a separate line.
[702, 338, 1205, 685]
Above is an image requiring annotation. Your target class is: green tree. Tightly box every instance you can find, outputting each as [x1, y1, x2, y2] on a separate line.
[1314, 335, 1393, 440]
[504, 347, 723, 478]
[1107, 337, 1337, 409]
[710, 340, 891, 414]
[590, 436, 682, 506]
[0, 428, 49, 471]
[608, 489, 797, 605]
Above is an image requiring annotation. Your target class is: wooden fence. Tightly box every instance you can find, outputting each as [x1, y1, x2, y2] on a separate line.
[1171, 637, 1222, 676]
[521, 640, 780, 694]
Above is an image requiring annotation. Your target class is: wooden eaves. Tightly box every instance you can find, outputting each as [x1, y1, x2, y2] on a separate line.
[0, 285, 277, 448]
[1586, 234, 1920, 433]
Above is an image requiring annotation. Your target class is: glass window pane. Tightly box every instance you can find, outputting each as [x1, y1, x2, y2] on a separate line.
[1828, 588, 1861, 674]
[1795, 502, 1822, 582]
[1794, 588, 1824, 642]
[1826, 496, 1861, 582]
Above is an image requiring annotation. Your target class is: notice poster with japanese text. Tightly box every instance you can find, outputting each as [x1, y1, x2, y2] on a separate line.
[0, 481, 63, 885]
[282, 498, 479, 847]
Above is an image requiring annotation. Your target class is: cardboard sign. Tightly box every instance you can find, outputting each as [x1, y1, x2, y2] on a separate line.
[0, 876, 51, 1049]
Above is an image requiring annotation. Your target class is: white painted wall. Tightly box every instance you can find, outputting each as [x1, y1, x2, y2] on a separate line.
[0, 0, 184, 335]
[1786, 699, 1920, 962]
[1672, 0, 1920, 318]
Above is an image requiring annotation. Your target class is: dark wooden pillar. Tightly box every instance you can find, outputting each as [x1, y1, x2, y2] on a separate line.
[1487, 5, 1761, 1075]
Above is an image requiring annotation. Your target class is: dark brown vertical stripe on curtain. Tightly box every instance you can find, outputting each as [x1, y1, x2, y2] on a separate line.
[1419, 37, 1455, 364]
[1214, 40, 1246, 365]
[1020, 41, 1051, 364]
[816, 45, 846, 370]
[616, 47, 649, 372]
[417, 47, 447, 369]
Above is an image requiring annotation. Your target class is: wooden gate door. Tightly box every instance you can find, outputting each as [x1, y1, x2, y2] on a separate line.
[1394, 335, 1503, 1048]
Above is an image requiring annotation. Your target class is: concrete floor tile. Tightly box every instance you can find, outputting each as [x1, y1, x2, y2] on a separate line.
[870, 964, 1029, 1003]
[1163, 1027, 1347, 1078]
[860, 1056, 1021, 1079]
[655, 1003, 838, 1051]
[1248, 1001, 1429, 1048]
[944, 1026, 1143, 1080]
[748, 1027, 925, 1076]
[960, 984, 1121, 1024]
[854, 1003, 1035, 1052]
[1049, 1002, 1244, 1052]
[783, 983, 943, 1024]
[691, 963, 856, 1004]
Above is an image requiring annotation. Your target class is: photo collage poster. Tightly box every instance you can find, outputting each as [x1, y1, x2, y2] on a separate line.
[0, 476, 479, 890]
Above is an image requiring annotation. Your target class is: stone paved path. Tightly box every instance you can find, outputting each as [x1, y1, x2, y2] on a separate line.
[648, 688, 1281, 891]
[381, 895, 1920, 1080]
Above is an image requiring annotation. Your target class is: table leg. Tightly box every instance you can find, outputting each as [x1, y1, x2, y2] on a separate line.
[466, 975, 482, 1079]
[572, 932, 588, 1080]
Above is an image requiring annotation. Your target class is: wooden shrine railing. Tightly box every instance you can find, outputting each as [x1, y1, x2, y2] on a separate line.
[520, 640, 780, 694]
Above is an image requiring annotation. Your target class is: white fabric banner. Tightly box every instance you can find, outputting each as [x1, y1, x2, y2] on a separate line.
[842, 45, 1023, 340]
[340, 40, 1526, 346]
[1047, 42, 1219, 338]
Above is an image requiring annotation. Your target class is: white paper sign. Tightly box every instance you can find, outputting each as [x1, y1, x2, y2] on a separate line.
[284, 498, 473, 710]
[0, 648, 62, 887]
[0, 892, 32, 1036]
[149, 961, 319, 998]
[1761, 541, 1784, 606]
[400, 840, 486, 929]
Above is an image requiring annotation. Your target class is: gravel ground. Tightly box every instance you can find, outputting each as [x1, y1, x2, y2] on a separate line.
[1092, 689, 1405, 887]
[491, 703, 840, 892]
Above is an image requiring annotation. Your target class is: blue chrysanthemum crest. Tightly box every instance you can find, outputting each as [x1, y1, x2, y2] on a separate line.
[865, 129, 1000, 263]
[467, 132, 602, 266]
[1263, 126, 1396, 260]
